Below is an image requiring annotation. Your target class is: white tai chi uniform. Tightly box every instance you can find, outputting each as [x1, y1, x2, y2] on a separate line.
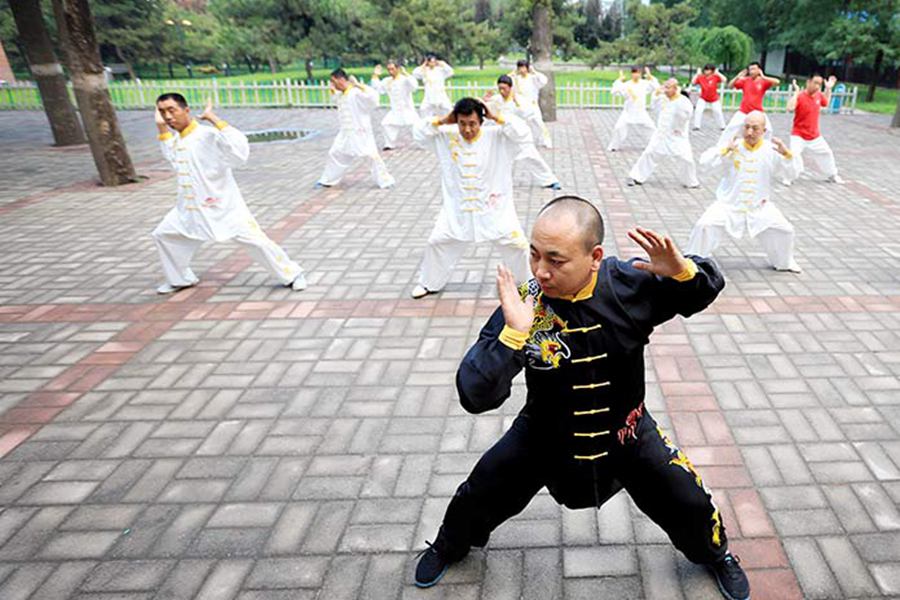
[413, 114, 532, 291]
[373, 73, 419, 149]
[413, 64, 454, 118]
[686, 140, 801, 271]
[318, 84, 395, 189]
[153, 119, 302, 287]
[788, 90, 838, 181]
[486, 93, 558, 187]
[629, 93, 699, 187]
[608, 78, 659, 151]
[510, 71, 552, 148]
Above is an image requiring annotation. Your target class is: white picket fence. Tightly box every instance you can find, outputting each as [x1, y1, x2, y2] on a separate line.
[0, 78, 859, 114]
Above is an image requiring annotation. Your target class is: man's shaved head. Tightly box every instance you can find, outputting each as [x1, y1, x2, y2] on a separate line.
[536, 196, 605, 253]
[742, 111, 767, 145]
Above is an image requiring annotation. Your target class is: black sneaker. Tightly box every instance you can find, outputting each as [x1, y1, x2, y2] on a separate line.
[414, 540, 451, 588]
[710, 553, 750, 600]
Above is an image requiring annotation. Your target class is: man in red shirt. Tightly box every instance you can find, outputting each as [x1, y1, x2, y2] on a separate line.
[692, 64, 726, 130]
[718, 61, 779, 147]
[785, 73, 842, 184]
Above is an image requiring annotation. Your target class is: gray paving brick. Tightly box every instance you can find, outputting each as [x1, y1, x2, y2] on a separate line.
[638, 546, 684, 600]
[564, 546, 638, 577]
[818, 536, 880, 597]
[783, 538, 842, 599]
[0, 563, 55, 600]
[81, 560, 174, 592]
[152, 559, 214, 600]
[194, 559, 253, 600]
[317, 554, 368, 600]
[32, 561, 96, 600]
[523, 548, 563, 600]
[771, 508, 843, 536]
[245, 557, 330, 589]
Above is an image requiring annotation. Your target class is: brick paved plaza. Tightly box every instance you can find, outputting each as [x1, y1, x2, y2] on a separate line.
[0, 105, 899, 599]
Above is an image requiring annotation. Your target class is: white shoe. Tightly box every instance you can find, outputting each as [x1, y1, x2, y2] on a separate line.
[411, 284, 438, 299]
[290, 272, 308, 291]
[781, 179, 792, 187]
[156, 280, 198, 295]
[828, 174, 845, 184]
[775, 264, 803, 274]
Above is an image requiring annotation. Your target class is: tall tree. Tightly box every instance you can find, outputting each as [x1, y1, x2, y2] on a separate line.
[707, 0, 783, 69]
[92, 0, 167, 79]
[891, 86, 900, 128]
[51, 0, 136, 185]
[700, 25, 752, 72]
[814, 0, 899, 103]
[531, 0, 556, 121]
[8, 0, 85, 146]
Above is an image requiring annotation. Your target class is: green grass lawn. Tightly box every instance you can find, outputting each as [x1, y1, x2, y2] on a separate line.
[856, 86, 898, 115]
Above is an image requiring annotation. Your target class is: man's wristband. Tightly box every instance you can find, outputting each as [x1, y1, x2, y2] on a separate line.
[499, 325, 529, 350]
[671, 259, 698, 282]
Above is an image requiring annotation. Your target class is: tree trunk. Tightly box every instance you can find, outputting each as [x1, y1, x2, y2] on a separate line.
[891, 82, 900, 128]
[531, 0, 556, 122]
[759, 47, 768, 72]
[8, 0, 85, 146]
[114, 44, 135, 80]
[305, 59, 313, 82]
[268, 56, 277, 74]
[51, 0, 136, 186]
[866, 48, 883, 103]
[167, 61, 174, 78]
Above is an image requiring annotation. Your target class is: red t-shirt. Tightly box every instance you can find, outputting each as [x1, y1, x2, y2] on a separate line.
[792, 91, 827, 140]
[693, 73, 724, 102]
[734, 77, 773, 113]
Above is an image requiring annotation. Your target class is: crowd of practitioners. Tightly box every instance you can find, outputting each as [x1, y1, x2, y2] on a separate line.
[148, 55, 849, 600]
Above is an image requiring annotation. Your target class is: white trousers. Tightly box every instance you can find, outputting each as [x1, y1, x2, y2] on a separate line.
[527, 111, 552, 148]
[319, 148, 395, 189]
[152, 216, 302, 287]
[789, 135, 838, 180]
[418, 231, 530, 291]
[608, 120, 654, 151]
[693, 98, 726, 129]
[686, 215, 798, 271]
[717, 111, 773, 147]
[629, 146, 699, 187]
[382, 122, 414, 149]
[516, 144, 558, 187]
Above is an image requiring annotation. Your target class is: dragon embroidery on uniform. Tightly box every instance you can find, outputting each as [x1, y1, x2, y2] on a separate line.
[518, 280, 570, 370]
[617, 402, 644, 445]
[657, 426, 723, 547]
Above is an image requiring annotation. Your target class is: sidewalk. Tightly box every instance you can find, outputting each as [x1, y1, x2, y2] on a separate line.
[0, 107, 898, 599]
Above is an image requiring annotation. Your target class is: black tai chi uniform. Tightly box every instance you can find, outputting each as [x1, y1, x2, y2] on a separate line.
[436, 255, 729, 565]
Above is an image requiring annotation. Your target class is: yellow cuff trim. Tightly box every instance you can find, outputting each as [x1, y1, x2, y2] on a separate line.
[495, 116, 506, 125]
[215, 121, 229, 131]
[431, 118, 442, 127]
[158, 132, 174, 141]
[672, 259, 698, 282]
[782, 150, 793, 160]
[499, 325, 529, 350]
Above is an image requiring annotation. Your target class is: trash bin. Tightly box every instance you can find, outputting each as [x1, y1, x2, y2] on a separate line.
[829, 83, 846, 114]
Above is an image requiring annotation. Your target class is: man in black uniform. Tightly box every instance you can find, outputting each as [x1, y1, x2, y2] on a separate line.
[414, 196, 750, 600]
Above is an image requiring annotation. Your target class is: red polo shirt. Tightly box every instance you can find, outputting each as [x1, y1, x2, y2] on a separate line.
[734, 77, 773, 113]
[792, 91, 828, 140]
[693, 73, 724, 102]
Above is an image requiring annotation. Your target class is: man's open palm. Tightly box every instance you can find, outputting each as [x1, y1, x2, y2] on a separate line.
[497, 265, 534, 333]
[628, 227, 690, 278]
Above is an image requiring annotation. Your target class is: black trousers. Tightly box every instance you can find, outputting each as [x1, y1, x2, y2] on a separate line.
[438, 410, 728, 564]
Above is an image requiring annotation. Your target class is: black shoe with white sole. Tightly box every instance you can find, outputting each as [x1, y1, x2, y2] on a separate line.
[710, 553, 750, 600]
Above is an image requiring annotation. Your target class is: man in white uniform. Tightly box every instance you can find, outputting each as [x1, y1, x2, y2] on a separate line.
[372, 61, 419, 150]
[608, 67, 659, 152]
[413, 55, 454, 118]
[411, 98, 532, 299]
[627, 79, 699, 188]
[484, 75, 561, 190]
[687, 111, 802, 273]
[316, 69, 395, 189]
[153, 94, 307, 294]
[509, 59, 552, 148]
